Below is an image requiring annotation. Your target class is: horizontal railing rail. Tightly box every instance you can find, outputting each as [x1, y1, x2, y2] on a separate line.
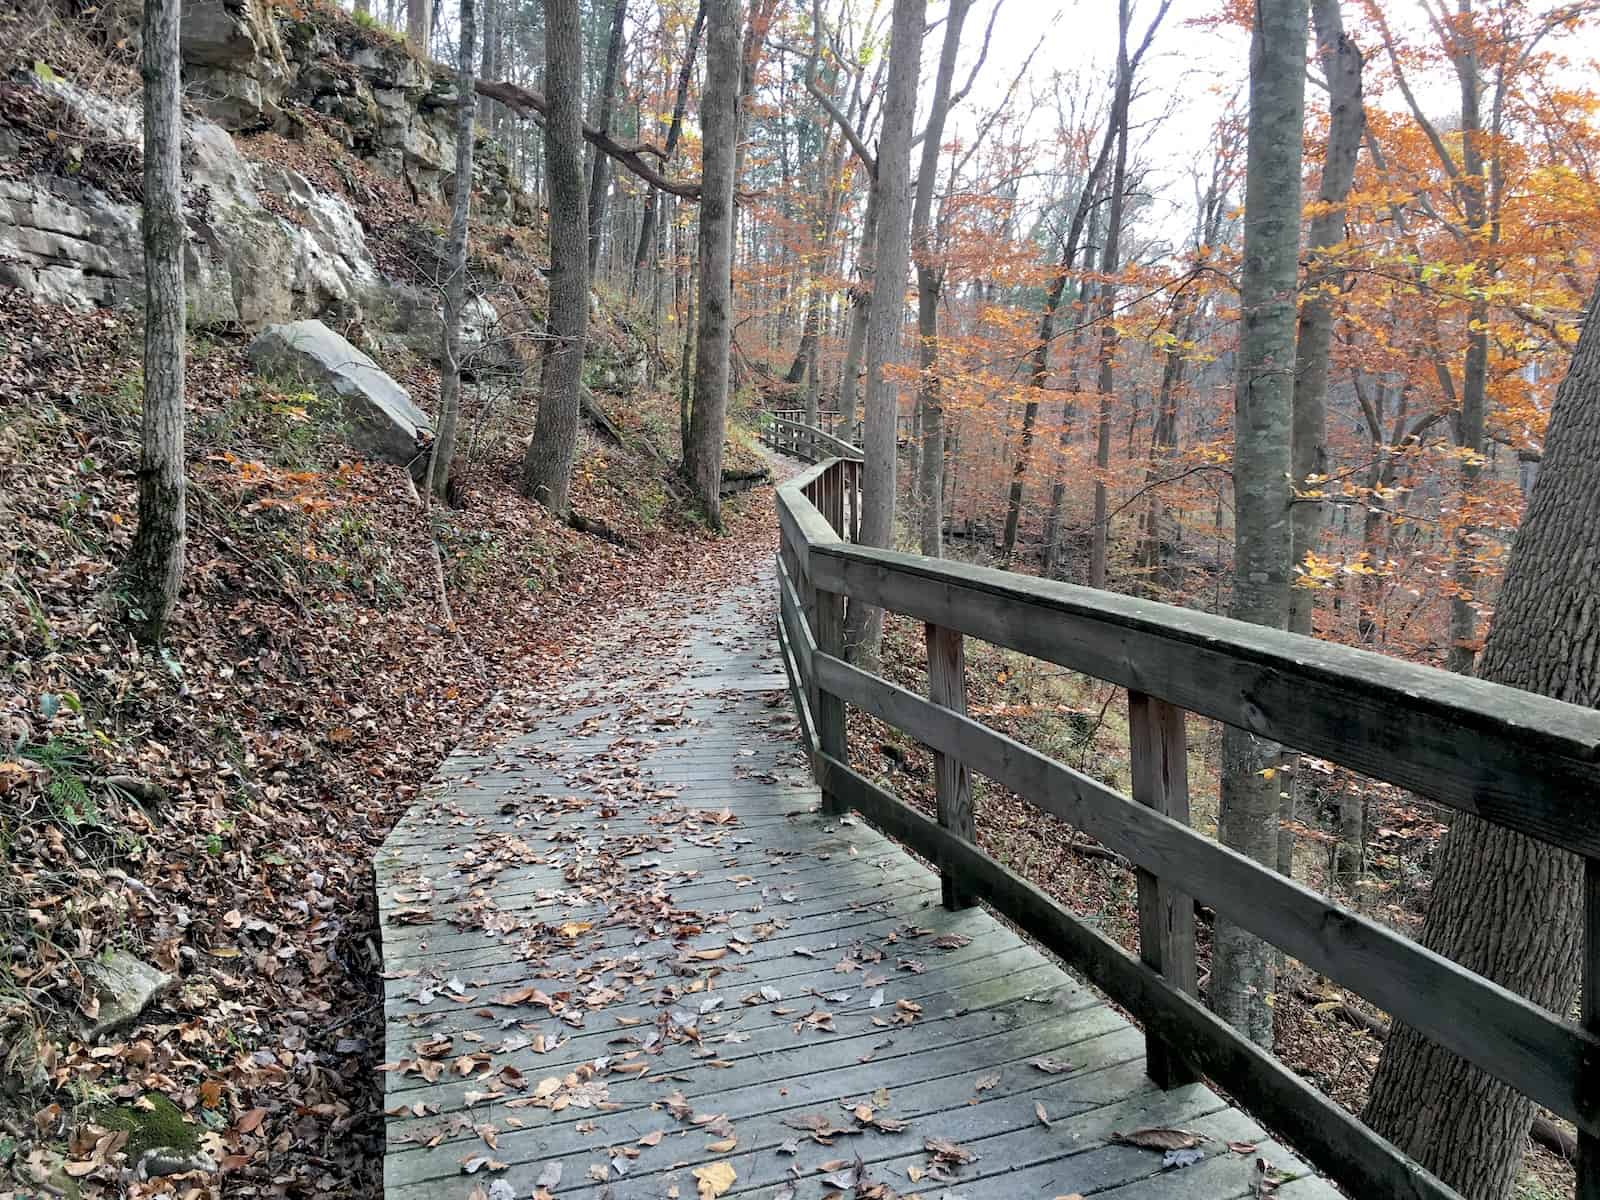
[773, 454, 1600, 1200]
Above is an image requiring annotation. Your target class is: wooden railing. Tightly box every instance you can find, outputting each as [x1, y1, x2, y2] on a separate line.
[760, 413, 864, 466]
[774, 452, 1600, 1200]
[763, 408, 912, 457]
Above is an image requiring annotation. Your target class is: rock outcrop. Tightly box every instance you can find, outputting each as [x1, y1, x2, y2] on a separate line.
[1, 1, 534, 332]
[1, 75, 385, 325]
[248, 319, 431, 467]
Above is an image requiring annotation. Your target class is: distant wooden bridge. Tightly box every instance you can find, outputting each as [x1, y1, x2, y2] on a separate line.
[376, 419, 1600, 1200]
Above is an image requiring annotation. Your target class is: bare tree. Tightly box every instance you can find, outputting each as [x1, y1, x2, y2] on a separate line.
[128, 0, 186, 646]
[407, 0, 430, 52]
[426, 0, 477, 506]
[1287, 0, 1363, 635]
[1278, 0, 1363, 878]
[842, 0, 924, 665]
[1007, 9, 1167, 567]
[630, 0, 707, 296]
[682, 0, 741, 526]
[1210, 0, 1307, 1049]
[520, 0, 588, 516]
[910, 0, 974, 558]
[587, 0, 628, 277]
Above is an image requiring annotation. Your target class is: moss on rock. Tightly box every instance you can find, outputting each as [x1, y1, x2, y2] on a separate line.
[94, 1093, 198, 1158]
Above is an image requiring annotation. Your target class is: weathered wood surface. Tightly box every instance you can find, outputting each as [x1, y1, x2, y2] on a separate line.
[378, 572, 1327, 1199]
[808, 540, 1600, 859]
[812, 648, 1599, 1136]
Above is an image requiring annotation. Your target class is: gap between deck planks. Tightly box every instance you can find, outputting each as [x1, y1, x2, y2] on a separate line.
[378, 572, 1338, 1199]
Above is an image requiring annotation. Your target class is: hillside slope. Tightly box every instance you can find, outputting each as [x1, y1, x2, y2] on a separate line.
[0, 3, 769, 1195]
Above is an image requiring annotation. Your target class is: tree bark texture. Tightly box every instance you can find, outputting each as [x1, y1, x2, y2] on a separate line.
[520, 0, 588, 516]
[682, 0, 741, 527]
[1364, 280, 1600, 1200]
[129, 0, 187, 646]
[912, 0, 972, 560]
[427, 0, 476, 504]
[1211, 0, 1307, 1051]
[1287, 0, 1363, 636]
[843, 0, 923, 665]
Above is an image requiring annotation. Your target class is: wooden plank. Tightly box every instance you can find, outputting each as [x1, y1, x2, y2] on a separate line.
[553, 1066, 1215, 1200]
[817, 752, 1461, 1200]
[385, 1005, 1133, 1181]
[808, 543, 1600, 860]
[813, 574, 848, 816]
[1128, 691, 1198, 1089]
[813, 650, 1599, 1136]
[926, 623, 975, 911]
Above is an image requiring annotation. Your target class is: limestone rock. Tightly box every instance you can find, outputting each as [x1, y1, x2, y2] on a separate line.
[83, 952, 173, 1040]
[249, 319, 430, 465]
[181, 0, 289, 130]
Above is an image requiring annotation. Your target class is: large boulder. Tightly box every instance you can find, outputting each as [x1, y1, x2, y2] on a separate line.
[248, 319, 430, 466]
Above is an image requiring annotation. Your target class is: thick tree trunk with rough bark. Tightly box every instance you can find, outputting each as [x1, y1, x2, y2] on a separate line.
[682, 0, 740, 527]
[1210, 0, 1307, 1050]
[912, 0, 971, 559]
[427, 0, 475, 504]
[129, 0, 186, 646]
[520, 0, 588, 516]
[1364, 281, 1600, 1200]
[586, 0, 627, 277]
[843, 0, 922, 665]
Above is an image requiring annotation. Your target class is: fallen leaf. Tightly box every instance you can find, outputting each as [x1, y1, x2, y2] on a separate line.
[692, 1160, 737, 1197]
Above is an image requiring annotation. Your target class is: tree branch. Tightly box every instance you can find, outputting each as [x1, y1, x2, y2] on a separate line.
[475, 78, 703, 199]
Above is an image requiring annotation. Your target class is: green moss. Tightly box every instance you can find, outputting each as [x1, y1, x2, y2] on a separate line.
[94, 1093, 198, 1157]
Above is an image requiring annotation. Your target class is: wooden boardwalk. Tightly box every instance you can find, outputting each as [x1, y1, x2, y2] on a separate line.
[377, 571, 1336, 1199]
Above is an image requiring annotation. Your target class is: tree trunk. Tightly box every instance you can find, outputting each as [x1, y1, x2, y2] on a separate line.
[842, 0, 922, 665]
[1287, 0, 1363, 635]
[406, 0, 430, 53]
[477, 0, 498, 124]
[839, 180, 879, 423]
[682, 0, 741, 527]
[520, 0, 588, 516]
[1446, 32, 1490, 676]
[1210, 0, 1307, 1050]
[911, 0, 972, 560]
[427, 0, 476, 504]
[1087, 0, 1135, 592]
[586, 0, 627, 278]
[1364, 279, 1600, 1200]
[129, 0, 186, 647]
[631, 0, 706, 298]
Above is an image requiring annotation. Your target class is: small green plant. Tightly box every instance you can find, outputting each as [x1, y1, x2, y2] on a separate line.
[18, 735, 99, 829]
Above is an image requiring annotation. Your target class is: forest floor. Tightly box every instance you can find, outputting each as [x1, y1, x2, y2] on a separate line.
[0, 291, 777, 1199]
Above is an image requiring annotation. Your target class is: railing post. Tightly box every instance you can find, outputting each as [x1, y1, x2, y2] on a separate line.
[815, 582, 847, 814]
[1128, 690, 1199, 1089]
[1581, 859, 1600, 1200]
[926, 623, 975, 910]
